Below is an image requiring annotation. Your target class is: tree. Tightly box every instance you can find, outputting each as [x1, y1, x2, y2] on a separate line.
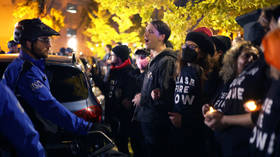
[85, 0, 280, 57]
[13, 1, 64, 33]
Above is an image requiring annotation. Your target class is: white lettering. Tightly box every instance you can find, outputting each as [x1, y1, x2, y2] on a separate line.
[250, 127, 257, 144]
[263, 98, 273, 114]
[256, 130, 267, 150]
[237, 76, 245, 85]
[184, 76, 189, 84]
[180, 77, 183, 84]
[237, 88, 244, 100]
[257, 113, 264, 128]
[225, 88, 244, 100]
[183, 86, 190, 93]
[175, 94, 180, 104]
[190, 78, 195, 86]
[247, 67, 259, 75]
[182, 95, 195, 105]
[268, 133, 275, 154]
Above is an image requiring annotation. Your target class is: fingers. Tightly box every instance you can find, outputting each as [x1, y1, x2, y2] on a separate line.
[168, 112, 175, 116]
[202, 104, 210, 116]
[151, 88, 160, 100]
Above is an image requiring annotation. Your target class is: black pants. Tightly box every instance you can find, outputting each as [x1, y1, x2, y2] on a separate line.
[140, 122, 171, 157]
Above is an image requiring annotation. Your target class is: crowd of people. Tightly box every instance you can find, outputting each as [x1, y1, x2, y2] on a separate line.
[1, 4, 280, 157]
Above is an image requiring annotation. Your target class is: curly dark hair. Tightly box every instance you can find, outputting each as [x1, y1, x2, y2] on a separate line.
[219, 40, 259, 83]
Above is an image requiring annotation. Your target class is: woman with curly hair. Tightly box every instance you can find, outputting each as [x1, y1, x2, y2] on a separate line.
[202, 40, 271, 157]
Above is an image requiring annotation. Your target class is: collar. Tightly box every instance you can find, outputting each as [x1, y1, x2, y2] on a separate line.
[19, 50, 46, 72]
[149, 48, 176, 66]
[110, 59, 131, 70]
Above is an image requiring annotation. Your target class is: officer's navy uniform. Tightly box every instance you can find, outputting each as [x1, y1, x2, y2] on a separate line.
[0, 82, 45, 157]
[2, 50, 92, 135]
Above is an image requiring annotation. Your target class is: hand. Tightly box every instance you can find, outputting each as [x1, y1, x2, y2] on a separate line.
[132, 93, 141, 107]
[168, 112, 182, 128]
[204, 111, 224, 131]
[202, 104, 210, 117]
[151, 88, 160, 100]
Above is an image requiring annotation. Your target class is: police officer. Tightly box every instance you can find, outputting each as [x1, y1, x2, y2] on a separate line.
[1, 18, 93, 136]
[0, 82, 45, 157]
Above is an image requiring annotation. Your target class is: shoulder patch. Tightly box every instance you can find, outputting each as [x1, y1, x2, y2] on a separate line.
[31, 80, 44, 91]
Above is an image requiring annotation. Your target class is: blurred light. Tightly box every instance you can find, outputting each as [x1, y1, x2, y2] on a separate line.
[244, 100, 258, 112]
[208, 106, 216, 114]
[67, 28, 77, 37]
[96, 44, 99, 47]
[67, 37, 77, 51]
[86, 107, 92, 111]
[90, 47, 94, 51]
[66, 3, 77, 14]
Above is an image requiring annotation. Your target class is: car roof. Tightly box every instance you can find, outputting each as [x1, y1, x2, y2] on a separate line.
[0, 54, 73, 64]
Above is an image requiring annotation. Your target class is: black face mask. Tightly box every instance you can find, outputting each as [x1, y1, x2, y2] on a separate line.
[182, 46, 197, 63]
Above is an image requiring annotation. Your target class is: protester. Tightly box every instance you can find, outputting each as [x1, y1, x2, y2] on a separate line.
[205, 35, 232, 102]
[130, 48, 150, 157]
[133, 20, 176, 157]
[168, 43, 206, 157]
[0, 82, 45, 157]
[92, 45, 137, 155]
[203, 40, 271, 157]
[249, 26, 280, 157]
[7, 40, 19, 54]
[58, 47, 66, 56]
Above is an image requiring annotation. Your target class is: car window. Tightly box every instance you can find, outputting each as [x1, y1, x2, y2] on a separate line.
[46, 64, 89, 102]
[0, 62, 10, 80]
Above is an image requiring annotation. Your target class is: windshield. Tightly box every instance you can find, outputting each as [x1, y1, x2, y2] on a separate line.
[46, 64, 89, 102]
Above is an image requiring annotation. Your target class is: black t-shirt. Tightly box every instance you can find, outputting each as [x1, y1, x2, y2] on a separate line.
[249, 79, 280, 157]
[172, 63, 205, 155]
[223, 57, 270, 115]
[212, 81, 231, 112]
[174, 64, 201, 115]
[216, 57, 271, 157]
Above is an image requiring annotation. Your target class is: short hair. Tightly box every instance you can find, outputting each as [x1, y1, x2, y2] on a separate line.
[106, 44, 112, 51]
[150, 20, 171, 44]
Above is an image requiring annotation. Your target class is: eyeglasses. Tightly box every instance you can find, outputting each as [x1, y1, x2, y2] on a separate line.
[37, 37, 50, 44]
[137, 54, 148, 59]
[186, 44, 199, 50]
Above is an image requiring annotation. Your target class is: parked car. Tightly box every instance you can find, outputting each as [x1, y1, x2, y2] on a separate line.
[0, 54, 102, 123]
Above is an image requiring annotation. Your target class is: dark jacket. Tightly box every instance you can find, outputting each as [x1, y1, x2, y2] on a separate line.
[135, 49, 177, 123]
[92, 60, 137, 120]
[249, 79, 280, 157]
